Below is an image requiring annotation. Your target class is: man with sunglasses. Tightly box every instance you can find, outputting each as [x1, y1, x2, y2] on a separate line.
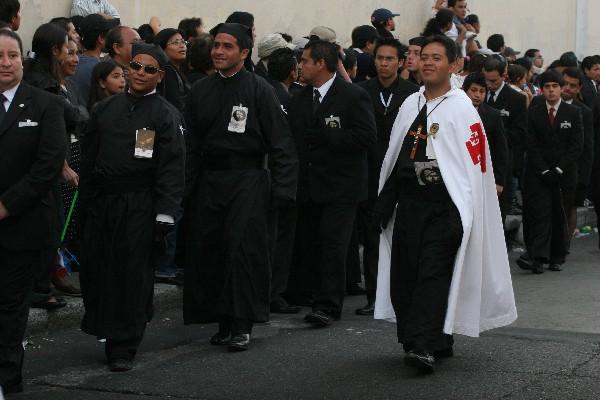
[182, 23, 297, 352]
[79, 42, 185, 372]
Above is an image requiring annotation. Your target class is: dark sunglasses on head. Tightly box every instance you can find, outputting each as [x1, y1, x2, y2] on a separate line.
[129, 60, 161, 75]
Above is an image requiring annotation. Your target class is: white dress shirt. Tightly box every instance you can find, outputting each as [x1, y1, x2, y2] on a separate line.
[314, 73, 337, 102]
[71, 0, 120, 18]
[1, 81, 20, 112]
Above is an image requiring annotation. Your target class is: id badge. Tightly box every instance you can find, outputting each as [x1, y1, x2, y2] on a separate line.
[134, 128, 156, 159]
[325, 115, 341, 129]
[228, 104, 248, 133]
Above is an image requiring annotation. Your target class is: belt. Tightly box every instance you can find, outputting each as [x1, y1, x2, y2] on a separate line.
[203, 154, 265, 171]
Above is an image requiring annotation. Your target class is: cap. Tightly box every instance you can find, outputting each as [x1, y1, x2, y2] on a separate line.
[257, 33, 295, 59]
[371, 8, 400, 24]
[308, 26, 340, 45]
[210, 22, 253, 50]
[291, 36, 309, 51]
[504, 47, 521, 57]
[79, 13, 120, 39]
[131, 42, 169, 68]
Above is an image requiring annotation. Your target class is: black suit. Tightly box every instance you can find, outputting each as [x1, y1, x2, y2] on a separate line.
[487, 83, 528, 218]
[523, 101, 583, 264]
[580, 75, 597, 108]
[0, 82, 66, 390]
[288, 76, 376, 317]
[478, 102, 509, 187]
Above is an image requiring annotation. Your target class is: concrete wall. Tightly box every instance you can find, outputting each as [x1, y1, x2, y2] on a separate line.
[18, 0, 590, 65]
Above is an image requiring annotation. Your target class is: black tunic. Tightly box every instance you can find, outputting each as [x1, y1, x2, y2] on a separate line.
[79, 92, 185, 340]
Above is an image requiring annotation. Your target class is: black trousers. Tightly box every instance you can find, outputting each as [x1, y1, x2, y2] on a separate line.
[270, 205, 298, 306]
[390, 197, 462, 353]
[359, 200, 379, 303]
[0, 248, 36, 388]
[105, 331, 144, 362]
[296, 202, 357, 318]
[499, 148, 514, 223]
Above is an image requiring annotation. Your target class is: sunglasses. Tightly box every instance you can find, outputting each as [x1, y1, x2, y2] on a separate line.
[129, 60, 161, 75]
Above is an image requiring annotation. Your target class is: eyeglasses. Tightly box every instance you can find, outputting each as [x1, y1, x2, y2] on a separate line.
[167, 39, 188, 47]
[129, 60, 161, 75]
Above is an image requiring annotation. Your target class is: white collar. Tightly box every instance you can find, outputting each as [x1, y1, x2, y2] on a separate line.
[218, 69, 241, 79]
[563, 98, 573, 105]
[314, 73, 336, 101]
[546, 98, 561, 113]
[128, 88, 157, 97]
[2, 81, 20, 103]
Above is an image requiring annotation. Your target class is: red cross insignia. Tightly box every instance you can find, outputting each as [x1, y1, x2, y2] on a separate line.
[465, 122, 487, 173]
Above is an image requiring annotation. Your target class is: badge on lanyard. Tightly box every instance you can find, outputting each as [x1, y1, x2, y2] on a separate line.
[134, 128, 156, 159]
[325, 115, 341, 129]
[228, 104, 249, 133]
[426, 123, 439, 160]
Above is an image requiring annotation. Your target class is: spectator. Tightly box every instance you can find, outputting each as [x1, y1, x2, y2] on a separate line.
[422, 8, 454, 37]
[580, 55, 600, 107]
[350, 25, 378, 82]
[507, 63, 532, 106]
[400, 36, 425, 85]
[137, 24, 155, 44]
[185, 34, 214, 84]
[0, 0, 19, 31]
[371, 8, 399, 39]
[464, 14, 480, 33]
[448, 0, 468, 27]
[255, 33, 295, 78]
[342, 48, 358, 80]
[104, 25, 141, 83]
[515, 56, 540, 96]
[69, 13, 119, 105]
[226, 11, 256, 72]
[266, 47, 297, 112]
[487, 34, 505, 53]
[87, 59, 125, 110]
[71, 0, 120, 19]
[504, 47, 520, 63]
[178, 17, 203, 41]
[525, 48, 544, 76]
[50, 17, 82, 49]
[154, 28, 190, 111]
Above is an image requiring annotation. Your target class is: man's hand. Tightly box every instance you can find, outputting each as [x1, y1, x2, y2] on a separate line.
[62, 163, 79, 187]
[496, 185, 504, 194]
[0, 201, 9, 220]
[150, 16, 162, 34]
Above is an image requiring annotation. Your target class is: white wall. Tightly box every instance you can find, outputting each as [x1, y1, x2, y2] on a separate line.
[18, 0, 591, 65]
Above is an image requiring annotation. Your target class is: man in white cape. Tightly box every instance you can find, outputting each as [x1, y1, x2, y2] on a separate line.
[374, 35, 517, 373]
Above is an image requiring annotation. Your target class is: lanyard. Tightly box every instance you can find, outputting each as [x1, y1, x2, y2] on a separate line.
[417, 95, 448, 120]
[380, 92, 393, 115]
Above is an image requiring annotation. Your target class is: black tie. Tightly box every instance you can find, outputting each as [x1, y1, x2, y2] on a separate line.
[488, 90, 496, 105]
[312, 88, 321, 114]
[0, 93, 7, 125]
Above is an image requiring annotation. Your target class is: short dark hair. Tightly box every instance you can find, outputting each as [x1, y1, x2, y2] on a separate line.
[305, 39, 338, 73]
[463, 72, 487, 91]
[421, 34, 457, 63]
[560, 51, 578, 68]
[538, 69, 564, 87]
[466, 53, 487, 73]
[483, 55, 507, 75]
[268, 47, 297, 82]
[464, 14, 479, 25]
[187, 34, 213, 73]
[0, 28, 22, 55]
[548, 59, 562, 70]
[342, 48, 357, 71]
[409, 36, 426, 48]
[104, 26, 124, 57]
[486, 34, 505, 52]
[0, 0, 19, 25]
[422, 9, 453, 37]
[507, 64, 527, 84]
[225, 11, 254, 29]
[351, 25, 379, 49]
[514, 57, 532, 71]
[581, 55, 600, 71]
[524, 48, 539, 59]
[49, 17, 71, 32]
[178, 17, 203, 41]
[374, 37, 406, 60]
[137, 24, 155, 44]
[562, 67, 583, 85]
[448, 0, 465, 7]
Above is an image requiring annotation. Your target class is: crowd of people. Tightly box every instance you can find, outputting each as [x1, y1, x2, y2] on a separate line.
[0, 0, 598, 394]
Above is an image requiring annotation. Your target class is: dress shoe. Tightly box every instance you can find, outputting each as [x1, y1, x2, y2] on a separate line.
[434, 348, 454, 359]
[2, 381, 23, 394]
[516, 255, 532, 270]
[355, 302, 375, 316]
[210, 331, 231, 346]
[531, 261, 544, 274]
[347, 283, 366, 296]
[30, 296, 67, 310]
[549, 264, 563, 271]
[405, 350, 435, 374]
[304, 311, 332, 328]
[270, 302, 302, 314]
[52, 275, 82, 297]
[228, 334, 250, 352]
[109, 359, 133, 372]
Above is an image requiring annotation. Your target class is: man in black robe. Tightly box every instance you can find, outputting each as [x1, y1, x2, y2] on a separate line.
[183, 23, 297, 352]
[79, 42, 185, 371]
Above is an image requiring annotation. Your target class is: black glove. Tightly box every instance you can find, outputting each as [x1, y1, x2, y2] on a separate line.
[153, 221, 174, 255]
[540, 169, 559, 186]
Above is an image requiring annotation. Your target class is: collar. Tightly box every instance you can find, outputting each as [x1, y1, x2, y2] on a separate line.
[128, 88, 157, 97]
[314, 73, 336, 100]
[563, 98, 573, 105]
[2, 81, 20, 103]
[353, 48, 364, 54]
[218, 68, 243, 79]
[490, 80, 505, 96]
[546, 98, 561, 113]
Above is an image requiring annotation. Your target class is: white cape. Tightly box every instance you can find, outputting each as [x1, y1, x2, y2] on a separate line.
[374, 87, 518, 337]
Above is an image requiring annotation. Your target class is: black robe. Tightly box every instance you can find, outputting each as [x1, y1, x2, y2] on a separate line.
[183, 68, 297, 324]
[79, 92, 185, 340]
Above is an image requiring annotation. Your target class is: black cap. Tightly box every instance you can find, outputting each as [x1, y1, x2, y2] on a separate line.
[210, 23, 253, 50]
[154, 28, 184, 49]
[131, 42, 169, 68]
[371, 8, 399, 24]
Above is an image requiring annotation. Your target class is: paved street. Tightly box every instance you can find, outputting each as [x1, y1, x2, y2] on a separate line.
[7, 235, 600, 400]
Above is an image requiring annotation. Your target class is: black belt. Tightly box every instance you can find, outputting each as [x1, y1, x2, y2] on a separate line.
[203, 155, 264, 171]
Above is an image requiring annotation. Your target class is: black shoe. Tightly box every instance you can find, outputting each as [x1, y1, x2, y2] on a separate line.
[210, 331, 231, 346]
[228, 334, 250, 352]
[271, 302, 302, 314]
[531, 261, 544, 274]
[2, 382, 23, 394]
[347, 283, 366, 296]
[434, 348, 454, 359]
[108, 359, 133, 372]
[304, 311, 332, 328]
[549, 264, 563, 271]
[355, 302, 375, 316]
[405, 350, 435, 374]
[516, 255, 532, 270]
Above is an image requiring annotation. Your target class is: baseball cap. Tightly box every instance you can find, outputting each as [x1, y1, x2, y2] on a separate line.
[504, 47, 521, 57]
[308, 26, 341, 45]
[257, 33, 295, 59]
[371, 8, 400, 24]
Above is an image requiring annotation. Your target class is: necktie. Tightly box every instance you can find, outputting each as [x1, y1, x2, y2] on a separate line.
[549, 107, 555, 128]
[488, 91, 496, 105]
[312, 88, 321, 114]
[0, 93, 7, 125]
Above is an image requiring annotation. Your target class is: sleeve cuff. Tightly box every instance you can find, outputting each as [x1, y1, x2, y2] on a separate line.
[156, 214, 174, 224]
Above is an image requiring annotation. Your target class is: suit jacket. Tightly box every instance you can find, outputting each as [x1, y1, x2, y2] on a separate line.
[580, 75, 597, 108]
[478, 102, 509, 187]
[526, 101, 583, 187]
[288, 76, 376, 204]
[487, 83, 528, 150]
[0, 81, 66, 251]
[591, 94, 600, 199]
[358, 76, 418, 198]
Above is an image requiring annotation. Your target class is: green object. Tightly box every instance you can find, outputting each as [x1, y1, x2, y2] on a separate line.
[580, 225, 592, 234]
[60, 190, 79, 243]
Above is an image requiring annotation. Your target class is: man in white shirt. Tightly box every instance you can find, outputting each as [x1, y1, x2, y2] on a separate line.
[71, 0, 120, 19]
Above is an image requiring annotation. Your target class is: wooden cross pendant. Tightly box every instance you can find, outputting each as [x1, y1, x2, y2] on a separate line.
[408, 125, 428, 160]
